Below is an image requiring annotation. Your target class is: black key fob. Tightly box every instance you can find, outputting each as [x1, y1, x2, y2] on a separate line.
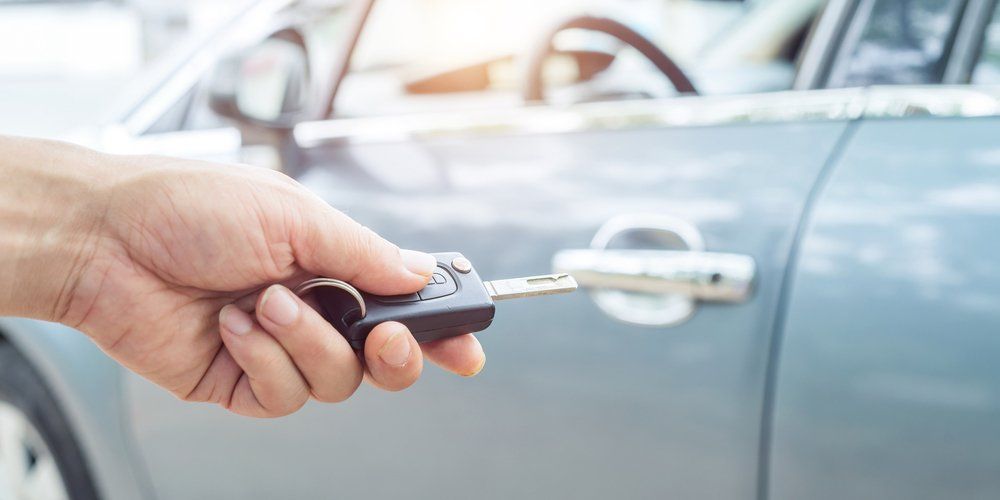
[309, 252, 496, 350]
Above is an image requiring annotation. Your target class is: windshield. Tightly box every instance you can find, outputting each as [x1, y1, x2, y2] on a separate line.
[335, 0, 826, 117]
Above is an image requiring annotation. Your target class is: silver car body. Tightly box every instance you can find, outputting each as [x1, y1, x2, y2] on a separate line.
[2, 0, 1000, 498]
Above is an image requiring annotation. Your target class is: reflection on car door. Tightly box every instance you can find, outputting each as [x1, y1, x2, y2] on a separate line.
[122, 95, 852, 499]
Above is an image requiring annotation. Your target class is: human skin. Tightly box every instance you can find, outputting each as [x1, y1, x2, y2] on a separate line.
[0, 136, 486, 417]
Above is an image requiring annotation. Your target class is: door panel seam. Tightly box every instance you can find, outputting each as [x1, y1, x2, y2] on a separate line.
[755, 119, 862, 500]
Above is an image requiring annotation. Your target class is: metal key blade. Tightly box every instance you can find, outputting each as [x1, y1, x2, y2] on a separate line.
[483, 273, 578, 301]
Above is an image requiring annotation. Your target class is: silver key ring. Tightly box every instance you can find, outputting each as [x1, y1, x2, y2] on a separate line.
[293, 278, 367, 318]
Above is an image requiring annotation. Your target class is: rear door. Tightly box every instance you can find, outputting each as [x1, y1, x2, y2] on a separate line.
[770, 3, 1000, 499]
[767, 107, 1000, 500]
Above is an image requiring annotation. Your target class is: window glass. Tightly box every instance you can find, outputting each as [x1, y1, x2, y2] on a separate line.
[145, 86, 198, 135]
[143, 0, 830, 132]
[143, 4, 348, 135]
[335, 0, 827, 118]
[971, 4, 1000, 83]
[827, 0, 966, 87]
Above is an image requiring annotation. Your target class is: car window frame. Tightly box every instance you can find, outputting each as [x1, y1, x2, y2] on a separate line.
[798, 0, 998, 89]
[828, 0, 972, 88]
[948, 0, 999, 82]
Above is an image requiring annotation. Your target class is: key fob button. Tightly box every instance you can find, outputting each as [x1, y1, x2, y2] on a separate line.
[451, 257, 473, 274]
[418, 268, 459, 300]
[373, 293, 421, 304]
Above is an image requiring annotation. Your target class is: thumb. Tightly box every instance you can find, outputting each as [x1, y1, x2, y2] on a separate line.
[291, 201, 436, 295]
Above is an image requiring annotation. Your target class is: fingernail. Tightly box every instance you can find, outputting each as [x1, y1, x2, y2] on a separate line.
[464, 356, 487, 378]
[463, 337, 487, 377]
[378, 331, 412, 367]
[260, 286, 299, 326]
[400, 249, 437, 277]
[220, 305, 253, 336]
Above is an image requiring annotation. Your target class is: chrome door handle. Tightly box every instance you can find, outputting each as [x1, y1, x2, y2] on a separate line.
[552, 249, 756, 303]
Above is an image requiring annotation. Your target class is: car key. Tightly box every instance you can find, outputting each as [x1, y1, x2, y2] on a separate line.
[293, 252, 577, 349]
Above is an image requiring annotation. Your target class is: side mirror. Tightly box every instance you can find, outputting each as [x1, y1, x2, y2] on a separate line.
[208, 32, 311, 128]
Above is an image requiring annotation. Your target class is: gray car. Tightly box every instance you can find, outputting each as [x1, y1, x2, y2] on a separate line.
[2, 0, 1000, 499]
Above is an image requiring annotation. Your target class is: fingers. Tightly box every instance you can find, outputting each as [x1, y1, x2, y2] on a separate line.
[218, 305, 310, 418]
[255, 285, 363, 402]
[254, 286, 486, 388]
[363, 322, 423, 391]
[292, 201, 436, 295]
[421, 334, 487, 377]
[220, 285, 485, 417]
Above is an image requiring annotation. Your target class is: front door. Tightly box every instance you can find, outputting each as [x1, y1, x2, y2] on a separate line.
[123, 93, 853, 499]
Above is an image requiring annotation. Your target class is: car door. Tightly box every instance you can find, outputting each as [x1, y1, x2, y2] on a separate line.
[767, 105, 1000, 500]
[121, 94, 855, 500]
[769, 3, 1000, 499]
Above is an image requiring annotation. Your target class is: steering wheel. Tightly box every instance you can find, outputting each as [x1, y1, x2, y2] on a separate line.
[523, 15, 698, 102]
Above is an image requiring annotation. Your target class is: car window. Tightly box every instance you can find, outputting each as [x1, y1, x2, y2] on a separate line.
[334, 0, 826, 118]
[140, 0, 828, 134]
[826, 0, 966, 88]
[143, 3, 349, 135]
[971, 4, 1000, 84]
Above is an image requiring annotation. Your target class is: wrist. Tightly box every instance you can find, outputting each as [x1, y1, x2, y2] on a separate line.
[0, 136, 118, 323]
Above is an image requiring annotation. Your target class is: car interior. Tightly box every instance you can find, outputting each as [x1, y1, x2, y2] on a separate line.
[333, 0, 826, 117]
[160, 0, 828, 134]
[148, 0, 1000, 148]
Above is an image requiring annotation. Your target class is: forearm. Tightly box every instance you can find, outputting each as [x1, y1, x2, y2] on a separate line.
[0, 136, 114, 322]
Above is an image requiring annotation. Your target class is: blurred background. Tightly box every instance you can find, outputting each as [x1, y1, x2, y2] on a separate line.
[0, 0, 254, 136]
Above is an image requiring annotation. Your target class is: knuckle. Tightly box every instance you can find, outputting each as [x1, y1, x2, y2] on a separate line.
[361, 225, 396, 260]
[290, 337, 327, 365]
[262, 389, 309, 418]
[308, 351, 363, 403]
[376, 368, 420, 393]
[312, 377, 361, 403]
[264, 168, 297, 185]
[357, 226, 386, 260]
[249, 349, 287, 374]
[179, 389, 206, 403]
[344, 225, 392, 281]
[381, 379, 416, 393]
[182, 383, 228, 405]
[271, 401, 305, 418]
[260, 407, 293, 418]
[287, 323, 339, 363]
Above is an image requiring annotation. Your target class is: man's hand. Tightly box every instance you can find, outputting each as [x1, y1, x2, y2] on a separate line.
[0, 138, 485, 417]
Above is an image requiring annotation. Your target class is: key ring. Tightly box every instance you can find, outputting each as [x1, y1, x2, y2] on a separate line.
[293, 278, 367, 318]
